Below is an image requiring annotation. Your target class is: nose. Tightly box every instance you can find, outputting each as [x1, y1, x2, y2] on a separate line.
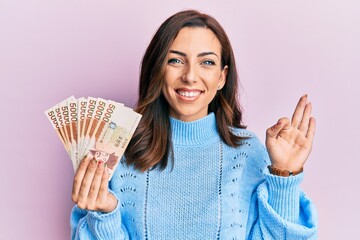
[182, 62, 198, 83]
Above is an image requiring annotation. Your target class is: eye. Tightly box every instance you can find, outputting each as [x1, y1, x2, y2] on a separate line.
[168, 58, 183, 64]
[202, 60, 216, 66]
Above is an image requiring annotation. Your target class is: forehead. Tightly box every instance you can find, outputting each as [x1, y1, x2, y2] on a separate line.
[170, 27, 222, 55]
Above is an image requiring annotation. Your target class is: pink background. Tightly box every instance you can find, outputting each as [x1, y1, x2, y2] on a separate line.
[1, 0, 359, 239]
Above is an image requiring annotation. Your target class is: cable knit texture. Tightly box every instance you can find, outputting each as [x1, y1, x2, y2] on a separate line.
[71, 113, 318, 239]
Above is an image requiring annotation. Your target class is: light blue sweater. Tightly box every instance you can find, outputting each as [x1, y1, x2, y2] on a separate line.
[71, 113, 318, 239]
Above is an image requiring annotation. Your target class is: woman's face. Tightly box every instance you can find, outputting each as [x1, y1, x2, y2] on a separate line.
[162, 27, 228, 122]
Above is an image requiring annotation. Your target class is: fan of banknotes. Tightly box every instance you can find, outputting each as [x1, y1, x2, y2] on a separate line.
[45, 96, 142, 180]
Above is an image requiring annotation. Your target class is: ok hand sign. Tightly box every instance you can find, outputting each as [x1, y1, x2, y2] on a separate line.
[265, 95, 316, 172]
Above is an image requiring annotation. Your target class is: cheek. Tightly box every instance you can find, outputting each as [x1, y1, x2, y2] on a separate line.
[161, 82, 172, 105]
[162, 87, 173, 107]
[162, 75, 176, 96]
[203, 75, 221, 91]
[164, 65, 183, 83]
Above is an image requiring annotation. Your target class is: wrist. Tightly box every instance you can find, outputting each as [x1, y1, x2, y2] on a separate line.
[268, 165, 303, 177]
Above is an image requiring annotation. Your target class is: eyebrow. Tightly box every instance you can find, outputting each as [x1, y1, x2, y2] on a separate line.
[169, 50, 219, 59]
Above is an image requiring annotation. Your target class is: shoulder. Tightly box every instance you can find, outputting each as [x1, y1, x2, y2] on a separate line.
[230, 128, 264, 151]
[230, 127, 255, 138]
[229, 127, 270, 166]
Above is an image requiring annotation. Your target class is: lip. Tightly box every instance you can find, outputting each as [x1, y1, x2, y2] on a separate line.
[175, 88, 204, 102]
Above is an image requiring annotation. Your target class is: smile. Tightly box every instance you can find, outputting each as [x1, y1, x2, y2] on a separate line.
[175, 88, 203, 101]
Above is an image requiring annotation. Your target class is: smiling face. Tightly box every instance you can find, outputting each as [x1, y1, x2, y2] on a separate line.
[162, 27, 228, 122]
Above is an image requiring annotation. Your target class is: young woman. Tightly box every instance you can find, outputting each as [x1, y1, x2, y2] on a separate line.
[71, 10, 318, 239]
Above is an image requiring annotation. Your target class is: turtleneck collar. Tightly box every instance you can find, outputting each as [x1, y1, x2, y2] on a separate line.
[169, 112, 219, 145]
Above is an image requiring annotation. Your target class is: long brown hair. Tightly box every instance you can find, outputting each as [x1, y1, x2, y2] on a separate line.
[125, 10, 246, 172]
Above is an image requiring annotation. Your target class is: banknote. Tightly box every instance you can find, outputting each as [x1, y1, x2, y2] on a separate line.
[68, 98, 79, 168]
[81, 98, 108, 161]
[94, 104, 141, 177]
[45, 96, 141, 180]
[45, 96, 75, 153]
[79, 97, 97, 159]
[77, 97, 87, 163]
[45, 107, 67, 149]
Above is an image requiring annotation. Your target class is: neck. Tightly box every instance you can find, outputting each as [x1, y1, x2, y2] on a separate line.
[170, 112, 219, 145]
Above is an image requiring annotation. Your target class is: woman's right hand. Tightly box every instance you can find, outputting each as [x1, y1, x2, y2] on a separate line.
[71, 155, 118, 213]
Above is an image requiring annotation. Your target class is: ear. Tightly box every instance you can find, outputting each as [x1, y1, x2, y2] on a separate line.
[218, 65, 228, 89]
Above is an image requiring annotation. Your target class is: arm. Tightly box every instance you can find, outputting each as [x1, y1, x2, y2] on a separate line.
[246, 168, 318, 239]
[70, 196, 129, 239]
[247, 95, 318, 239]
[70, 155, 129, 240]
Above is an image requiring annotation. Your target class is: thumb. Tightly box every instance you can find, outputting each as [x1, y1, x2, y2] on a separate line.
[266, 117, 290, 139]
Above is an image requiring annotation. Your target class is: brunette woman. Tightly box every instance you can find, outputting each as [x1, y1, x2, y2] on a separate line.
[71, 10, 318, 239]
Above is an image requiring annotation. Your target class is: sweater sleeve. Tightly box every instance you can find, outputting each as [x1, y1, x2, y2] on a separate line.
[70, 190, 129, 240]
[245, 136, 318, 239]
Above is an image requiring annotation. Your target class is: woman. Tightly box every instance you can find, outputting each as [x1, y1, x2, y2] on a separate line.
[71, 10, 318, 239]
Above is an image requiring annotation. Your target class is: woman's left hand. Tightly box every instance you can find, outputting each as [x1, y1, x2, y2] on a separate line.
[265, 95, 316, 172]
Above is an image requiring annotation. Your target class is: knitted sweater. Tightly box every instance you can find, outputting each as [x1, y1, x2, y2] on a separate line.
[70, 113, 318, 239]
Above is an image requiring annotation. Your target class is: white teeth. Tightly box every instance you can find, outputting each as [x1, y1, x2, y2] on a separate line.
[178, 91, 201, 97]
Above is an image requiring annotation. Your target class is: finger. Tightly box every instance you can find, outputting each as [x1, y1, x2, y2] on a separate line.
[72, 154, 92, 203]
[266, 117, 290, 139]
[77, 159, 98, 207]
[87, 161, 105, 208]
[299, 102, 312, 134]
[291, 95, 308, 128]
[97, 167, 117, 212]
[97, 165, 110, 203]
[306, 117, 316, 142]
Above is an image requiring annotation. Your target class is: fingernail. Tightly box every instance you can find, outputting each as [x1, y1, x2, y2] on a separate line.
[97, 160, 103, 166]
[86, 152, 94, 160]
